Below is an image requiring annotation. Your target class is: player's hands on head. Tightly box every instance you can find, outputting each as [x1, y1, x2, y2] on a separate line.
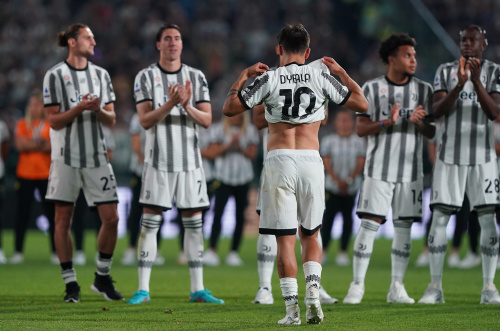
[388, 103, 400, 126]
[410, 105, 427, 123]
[322, 57, 345, 76]
[458, 56, 469, 85]
[245, 63, 269, 78]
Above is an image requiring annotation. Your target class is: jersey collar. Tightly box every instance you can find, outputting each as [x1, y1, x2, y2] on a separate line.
[157, 62, 183, 74]
[284, 62, 304, 67]
[65, 60, 89, 71]
[384, 75, 413, 86]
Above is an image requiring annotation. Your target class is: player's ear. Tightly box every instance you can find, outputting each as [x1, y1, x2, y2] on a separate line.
[156, 41, 161, 51]
[304, 48, 311, 60]
[278, 45, 284, 56]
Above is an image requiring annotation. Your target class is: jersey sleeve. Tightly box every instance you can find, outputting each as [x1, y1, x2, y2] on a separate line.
[320, 72, 350, 105]
[42, 71, 62, 107]
[357, 83, 372, 118]
[238, 72, 271, 110]
[101, 70, 116, 105]
[193, 71, 210, 104]
[488, 64, 500, 94]
[134, 70, 152, 104]
[433, 64, 448, 93]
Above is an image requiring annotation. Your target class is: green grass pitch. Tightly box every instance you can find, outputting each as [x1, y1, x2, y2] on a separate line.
[0, 230, 499, 330]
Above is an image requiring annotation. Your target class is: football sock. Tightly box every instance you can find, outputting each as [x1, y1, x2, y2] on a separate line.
[352, 219, 380, 284]
[478, 211, 499, 286]
[391, 220, 412, 286]
[303, 261, 322, 293]
[183, 214, 204, 293]
[137, 214, 162, 292]
[96, 251, 113, 276]
[257, 234, 277, 289]
[428, 208, 450, 288]
[280, 277, 298, 306]
[61, 261, 77, 284]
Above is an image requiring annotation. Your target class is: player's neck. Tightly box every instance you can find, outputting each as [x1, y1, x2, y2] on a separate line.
[66, 54, 88, 70]
[280, 54, 305, 67]
[159, 57, 181, 72]
[387, 69, 409, 85]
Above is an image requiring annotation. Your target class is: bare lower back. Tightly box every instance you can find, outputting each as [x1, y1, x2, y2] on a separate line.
[267, 121, 321, 151]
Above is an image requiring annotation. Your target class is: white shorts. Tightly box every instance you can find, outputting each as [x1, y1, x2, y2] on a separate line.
[139, 163, 210, 211]
[430, 159, 500, 212]
[356, 176, 423, 221]
[259, 149, 325, 236]
[46, 160, 118, 207]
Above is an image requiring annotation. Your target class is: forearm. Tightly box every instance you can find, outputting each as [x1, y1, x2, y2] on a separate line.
[46, 105, 84, 130]
[222, 71, 250, 117]
[137, 100, 175, 130]
[241, 145, 257, 160]
[356, 117, 393, 137]
[184, 104, 212, 128]
[96, 105, 116, 127]
[414, 120, 436, 139]
[433, 86, 462, 118]
[473, 82, 500, 120]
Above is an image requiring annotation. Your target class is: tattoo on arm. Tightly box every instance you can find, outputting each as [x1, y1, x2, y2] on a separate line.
[226, 91, 238, 98]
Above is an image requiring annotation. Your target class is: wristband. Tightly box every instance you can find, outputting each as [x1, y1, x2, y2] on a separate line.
[380, 120, 386, 130]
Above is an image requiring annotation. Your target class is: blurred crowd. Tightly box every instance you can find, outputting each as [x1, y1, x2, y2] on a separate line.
[0, 0, 498, 171]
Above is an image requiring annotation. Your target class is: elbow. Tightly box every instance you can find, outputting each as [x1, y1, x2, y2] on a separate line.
[355, 127, 367, 137]
[356, 99, 369, 113]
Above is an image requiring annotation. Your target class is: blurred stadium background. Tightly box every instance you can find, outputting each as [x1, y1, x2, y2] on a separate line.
[0, 0, 498, 238]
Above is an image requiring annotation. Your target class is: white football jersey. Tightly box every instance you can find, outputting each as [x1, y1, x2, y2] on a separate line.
[359, 75, 433, 182]
[134, 63, 210, 172]
[433, 59, 500, 165]
[239, 62, 350, 124]
[43, 61, 115, 168]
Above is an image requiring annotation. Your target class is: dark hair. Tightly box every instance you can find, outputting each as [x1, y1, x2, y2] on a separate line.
[379, 33, 416, 65]
[277, 23, 310, 55]
[57, 23, 89, 47]
[460, 24, 488, 45]
[156, 23, 182, 42]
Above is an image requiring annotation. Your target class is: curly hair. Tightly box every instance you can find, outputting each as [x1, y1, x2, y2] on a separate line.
[277, 23, 310, 55]
[57, 23, 89, 47]
[378, 33, 416, 65]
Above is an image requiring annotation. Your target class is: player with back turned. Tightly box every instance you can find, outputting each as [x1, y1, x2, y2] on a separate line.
[223, 23, 368, 325]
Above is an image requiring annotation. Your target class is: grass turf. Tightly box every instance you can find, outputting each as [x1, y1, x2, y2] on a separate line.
[0, 230, 499, 330]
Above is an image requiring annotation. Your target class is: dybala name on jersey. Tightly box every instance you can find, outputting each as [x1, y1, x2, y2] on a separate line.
[280, 73, 311, 84]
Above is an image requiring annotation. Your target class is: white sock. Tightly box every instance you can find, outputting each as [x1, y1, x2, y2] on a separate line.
[303, 261, 322, 296]
[257, 234, 276, 289]
[352, 219, 380, 284]
[137, 214, 161, 292]
[391, 220, 412, 286]
[280, 277, 298, 306]
[477, 210, 499, 287]
[183, 214, 204, 293]
[428, 209, 450, 288]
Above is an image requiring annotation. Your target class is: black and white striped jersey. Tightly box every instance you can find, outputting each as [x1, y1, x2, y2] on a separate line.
[43, 61, 115, 168]
[320, 133, 365, 195]
[238, 62, 350, 124]
[134, 63, 210, 172]
[359, 76, 433, 182]
[210, 122, 259, 186]
[433, 59, 500, 165]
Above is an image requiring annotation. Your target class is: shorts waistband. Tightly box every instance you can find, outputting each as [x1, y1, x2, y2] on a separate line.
[267, 149, 320, 157]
